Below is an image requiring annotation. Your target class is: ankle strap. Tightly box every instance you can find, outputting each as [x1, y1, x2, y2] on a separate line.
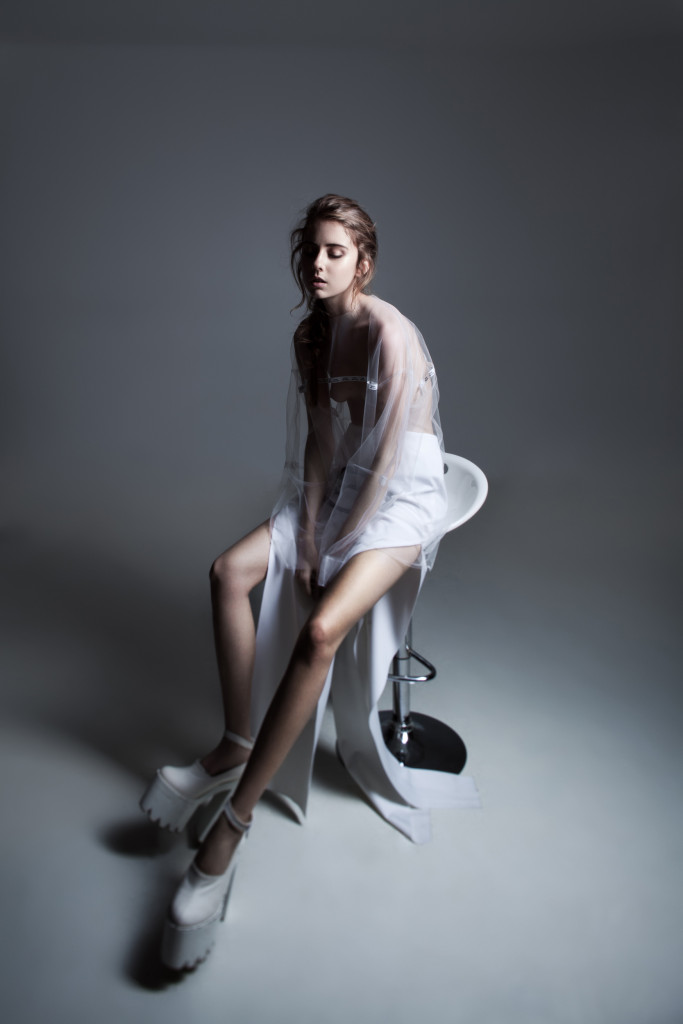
[223, 798, 252, 834]
[224, 729, 254, 751]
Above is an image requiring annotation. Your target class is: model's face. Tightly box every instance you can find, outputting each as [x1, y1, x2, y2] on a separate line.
[300, 219, 366, 311]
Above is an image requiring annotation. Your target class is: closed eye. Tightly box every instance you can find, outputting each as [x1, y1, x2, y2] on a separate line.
[301, 244, 347, 258]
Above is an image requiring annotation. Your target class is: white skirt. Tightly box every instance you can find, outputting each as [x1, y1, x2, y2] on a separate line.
[317, 430, 449, 586]
[250, 434, 480, 843]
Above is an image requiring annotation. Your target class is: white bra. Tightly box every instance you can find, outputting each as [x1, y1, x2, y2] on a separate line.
[300, 366, 435, 394]
[318, 375, 379, 390]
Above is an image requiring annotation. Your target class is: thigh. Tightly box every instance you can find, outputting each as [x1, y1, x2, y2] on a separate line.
[213, 520, 272, 592]
[312, 544, 420, 651]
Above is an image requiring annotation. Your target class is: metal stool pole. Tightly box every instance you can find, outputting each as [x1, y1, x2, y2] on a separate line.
[379, 619, 467, 774]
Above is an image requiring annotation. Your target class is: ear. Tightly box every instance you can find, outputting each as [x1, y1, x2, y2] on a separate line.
[356, 258, 370, 278]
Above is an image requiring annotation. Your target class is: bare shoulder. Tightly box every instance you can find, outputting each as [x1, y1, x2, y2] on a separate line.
[367, 294, 403, 330]
[367, 295, 415, 353]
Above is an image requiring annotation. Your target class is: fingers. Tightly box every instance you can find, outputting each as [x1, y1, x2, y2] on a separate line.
[295, 568, 313, 597]
[306, 568, 319, 599]
[295, 566, 319, 598]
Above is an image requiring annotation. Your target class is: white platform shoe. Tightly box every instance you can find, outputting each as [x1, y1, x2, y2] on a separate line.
[161, 798, 252, 971]
[140, 730, 253, 837]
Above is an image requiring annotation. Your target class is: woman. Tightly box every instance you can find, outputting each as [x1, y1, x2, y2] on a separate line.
[141, 195, 473, 971]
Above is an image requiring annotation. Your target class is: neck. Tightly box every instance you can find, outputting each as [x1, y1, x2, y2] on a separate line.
[322, 292, 363, 319]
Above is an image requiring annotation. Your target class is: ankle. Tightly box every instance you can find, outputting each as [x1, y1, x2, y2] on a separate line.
[224, 796, 253, 834]
[201, 736, 251, 776]
[195, 815, 241, 875]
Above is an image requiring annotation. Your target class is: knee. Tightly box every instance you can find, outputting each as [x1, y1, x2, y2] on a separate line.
[210, 549, 243, 596]
[299, 612, 339, 664]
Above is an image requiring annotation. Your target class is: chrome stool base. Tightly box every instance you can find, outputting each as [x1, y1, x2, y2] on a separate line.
[380, 623, 467, 775]
[380, 711, 467, 773]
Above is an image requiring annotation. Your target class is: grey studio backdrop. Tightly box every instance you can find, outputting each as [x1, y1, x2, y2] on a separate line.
[1, 4, 683, 1024]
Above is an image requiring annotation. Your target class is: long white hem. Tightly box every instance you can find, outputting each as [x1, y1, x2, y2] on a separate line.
[249, 510, 481, 844]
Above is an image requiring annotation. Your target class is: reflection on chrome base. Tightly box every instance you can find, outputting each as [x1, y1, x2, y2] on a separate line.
[380, 710, 467, 773]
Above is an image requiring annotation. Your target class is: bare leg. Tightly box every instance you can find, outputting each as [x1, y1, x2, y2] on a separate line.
[197, 544, 420, 873]
[200, 521, 271, 775]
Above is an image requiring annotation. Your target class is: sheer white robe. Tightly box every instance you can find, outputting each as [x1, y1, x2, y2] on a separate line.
[249, 296, 480, 843]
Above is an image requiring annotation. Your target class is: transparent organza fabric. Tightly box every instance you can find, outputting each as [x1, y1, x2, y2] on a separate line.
[270, 295, 448, 587]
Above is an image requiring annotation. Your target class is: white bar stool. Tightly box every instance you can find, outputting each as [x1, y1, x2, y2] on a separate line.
[380, 453, 488, 772]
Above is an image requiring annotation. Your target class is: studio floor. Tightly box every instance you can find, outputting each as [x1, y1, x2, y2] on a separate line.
[1, 468, 682, 1024]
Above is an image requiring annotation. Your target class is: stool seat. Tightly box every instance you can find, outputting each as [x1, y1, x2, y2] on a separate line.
[442, 453, 489, 534]
[380, 453, 488, 772]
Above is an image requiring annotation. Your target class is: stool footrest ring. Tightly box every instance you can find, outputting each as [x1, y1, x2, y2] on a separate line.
[388, 644, 437, 684]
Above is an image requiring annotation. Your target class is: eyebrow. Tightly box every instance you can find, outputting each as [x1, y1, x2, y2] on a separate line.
[304, 241, 348, 250]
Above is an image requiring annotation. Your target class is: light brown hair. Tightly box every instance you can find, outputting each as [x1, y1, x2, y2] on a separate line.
[290, 194, 378, 312]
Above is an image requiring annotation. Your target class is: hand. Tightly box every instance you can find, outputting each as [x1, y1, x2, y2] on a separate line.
[296, 530, 321, 599]
[295, 562, 321, 599]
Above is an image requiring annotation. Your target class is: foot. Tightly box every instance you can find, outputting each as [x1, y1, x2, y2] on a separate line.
[195, 809, 245, 876]
[201, 734, 252, 777]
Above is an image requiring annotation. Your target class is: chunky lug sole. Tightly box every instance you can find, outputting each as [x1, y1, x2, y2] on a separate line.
[139, 761, 245, 834]
[161, 800, 252, 971]
[161, 864, 238, 971]
[139, 730, 254, 837]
